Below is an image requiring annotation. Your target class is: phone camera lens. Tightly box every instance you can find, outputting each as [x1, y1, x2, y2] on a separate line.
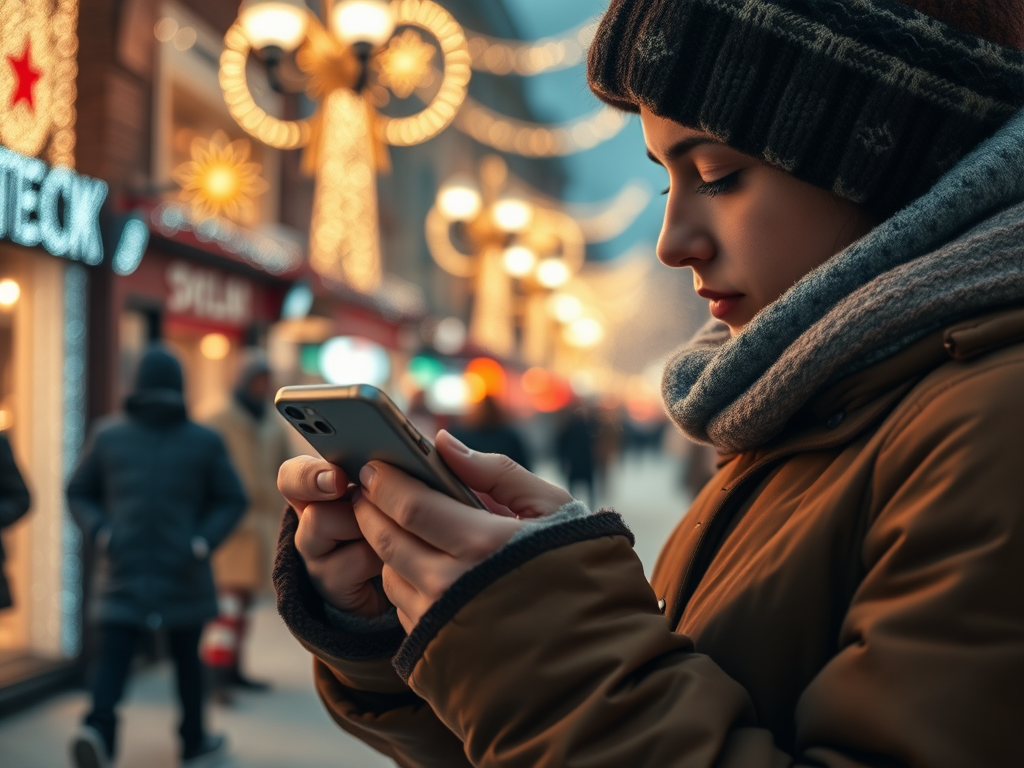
[313, 421, 335, 435]
[298, 423, 316, 434]
[284, 406, 304, 420]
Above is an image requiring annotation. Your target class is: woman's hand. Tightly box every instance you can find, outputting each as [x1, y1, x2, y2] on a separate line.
[278, 455, 389, 617]
[354, 430, 573, 632]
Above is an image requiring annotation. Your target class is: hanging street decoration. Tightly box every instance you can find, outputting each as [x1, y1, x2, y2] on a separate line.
[219, 0, 471, 293]
[172, 130, 269, 224]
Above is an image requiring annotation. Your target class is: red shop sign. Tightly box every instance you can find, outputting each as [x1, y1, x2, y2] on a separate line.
[165, 261, 254, 328]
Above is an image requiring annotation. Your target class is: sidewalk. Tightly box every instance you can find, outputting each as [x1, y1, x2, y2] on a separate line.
[0, 603, 393, 768]
[0, 452, 689, 768]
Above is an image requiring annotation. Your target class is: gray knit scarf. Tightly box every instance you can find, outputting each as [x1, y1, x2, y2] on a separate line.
[663, 108, 1024, 454]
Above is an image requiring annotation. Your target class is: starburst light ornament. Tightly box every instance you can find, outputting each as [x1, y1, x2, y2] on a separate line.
[172, 131, 269, 224]
[374, 28, 436, 99]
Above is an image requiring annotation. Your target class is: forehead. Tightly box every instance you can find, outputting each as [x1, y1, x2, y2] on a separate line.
[639, 106, 715, 148]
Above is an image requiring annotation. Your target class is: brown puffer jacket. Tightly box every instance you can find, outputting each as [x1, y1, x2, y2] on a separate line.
[274, 307, 1024, 768]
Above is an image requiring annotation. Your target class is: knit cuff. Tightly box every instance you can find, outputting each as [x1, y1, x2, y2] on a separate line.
[324, 602, 402, 634]
[274, 507, 406, 662]
[393, 508, 633, 682]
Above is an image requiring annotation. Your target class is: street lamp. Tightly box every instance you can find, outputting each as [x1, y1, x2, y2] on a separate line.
[426, 154, 585, 359]
[220, 0, 471, 293]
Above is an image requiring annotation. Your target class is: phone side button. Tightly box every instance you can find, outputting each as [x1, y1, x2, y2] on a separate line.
[417, 437, 432, 455]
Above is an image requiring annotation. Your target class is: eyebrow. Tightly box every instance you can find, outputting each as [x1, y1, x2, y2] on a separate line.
[646, 136, 725, 166]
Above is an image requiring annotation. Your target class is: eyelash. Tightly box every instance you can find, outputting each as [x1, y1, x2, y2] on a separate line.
[660, 170, 742, 197]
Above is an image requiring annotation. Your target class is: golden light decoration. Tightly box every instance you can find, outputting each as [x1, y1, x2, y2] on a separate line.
[219, 0, 471, 293]
[428, 156, 588, 360]
[172, 131, 269, 224]
[454, 97, 628, 157]
[0, 0, 79, 167]
[373, 28, 436, 99]
[465, 18, 598, 75]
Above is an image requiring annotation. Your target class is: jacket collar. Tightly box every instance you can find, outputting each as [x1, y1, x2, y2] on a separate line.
[722, 305, 1024, 464]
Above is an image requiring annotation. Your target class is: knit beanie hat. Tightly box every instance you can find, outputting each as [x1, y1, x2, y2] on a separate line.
[134, 345, 184, 393]
[587, 0, 1024, 217]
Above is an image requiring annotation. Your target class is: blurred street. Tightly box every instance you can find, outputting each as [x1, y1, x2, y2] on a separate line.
[0, 452, 690, 768]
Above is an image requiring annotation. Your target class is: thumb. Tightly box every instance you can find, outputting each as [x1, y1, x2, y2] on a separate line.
[436, 430, 573, 518]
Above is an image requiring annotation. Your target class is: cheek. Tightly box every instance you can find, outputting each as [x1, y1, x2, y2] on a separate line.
[727, 181, 843, 305]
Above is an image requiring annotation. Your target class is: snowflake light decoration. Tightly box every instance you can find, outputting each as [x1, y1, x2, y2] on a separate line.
[374, 28, 437, 99]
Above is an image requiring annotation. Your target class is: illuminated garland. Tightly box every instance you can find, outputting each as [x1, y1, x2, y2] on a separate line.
[0, 0, 78, 166]
[454, 98, 628, 157]
[309, 89, 381, 293]
[464, 18, 598, 76]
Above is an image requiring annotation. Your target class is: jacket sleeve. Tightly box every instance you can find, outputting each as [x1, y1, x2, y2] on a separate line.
[66, 430, 108, 544]
[0, 435, 30, 529]
[198, 433, 248, 550]
[273, 507, 472, 768]
[394, 363, 1024, 767]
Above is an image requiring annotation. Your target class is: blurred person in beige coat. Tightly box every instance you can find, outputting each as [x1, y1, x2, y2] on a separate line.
[203, 349, 292, 699]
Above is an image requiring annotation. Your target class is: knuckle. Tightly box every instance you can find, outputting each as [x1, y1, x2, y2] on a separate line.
[374, 527, 397, 563]
[392, 495, 420, 529]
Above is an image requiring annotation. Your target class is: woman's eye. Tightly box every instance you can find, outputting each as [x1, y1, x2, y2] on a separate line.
[660, 185, 670, 196]
[695, 170, 742, 197]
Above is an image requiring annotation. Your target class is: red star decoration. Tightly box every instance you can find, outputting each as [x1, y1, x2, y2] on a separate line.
[8, 40, 42, 110]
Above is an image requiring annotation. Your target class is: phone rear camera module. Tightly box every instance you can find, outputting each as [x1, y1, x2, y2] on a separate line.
[313, 421, 335, 435]
[284, 406, 304, 420]
[298, 422, 317, 434]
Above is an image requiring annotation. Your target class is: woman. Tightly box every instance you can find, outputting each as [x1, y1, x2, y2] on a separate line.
[274, 1, 1024, 765]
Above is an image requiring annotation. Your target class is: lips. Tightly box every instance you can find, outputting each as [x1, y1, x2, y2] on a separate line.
[696, 288, 744, 320]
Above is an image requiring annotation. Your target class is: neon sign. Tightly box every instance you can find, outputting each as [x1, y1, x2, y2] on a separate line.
[0, 145, 108, 264]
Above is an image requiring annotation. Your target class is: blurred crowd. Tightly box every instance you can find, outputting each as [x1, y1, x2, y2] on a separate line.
[1, 344, 700, 768]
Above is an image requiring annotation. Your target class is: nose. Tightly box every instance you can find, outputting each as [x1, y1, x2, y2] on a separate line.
[656, 202, 714, 268]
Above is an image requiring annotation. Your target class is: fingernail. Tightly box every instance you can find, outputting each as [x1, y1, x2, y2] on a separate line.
[445, 432, 472, 455]
[316, 471, 335, 493]
[359, 464, 377, 487]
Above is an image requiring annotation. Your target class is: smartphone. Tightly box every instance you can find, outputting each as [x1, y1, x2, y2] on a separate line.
[275, 384, 486, 509]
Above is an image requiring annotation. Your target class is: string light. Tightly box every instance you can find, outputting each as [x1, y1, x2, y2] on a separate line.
[376, 0, 471, 147]
[309, 89, 381, 292]
[464, 18, 598, 75]
[172, 131, 269, 224]
[219, 23, 312, 150]
[425, 205, 476, 278]
[454, 98, 628, 157]
[0, 279, 20, 306]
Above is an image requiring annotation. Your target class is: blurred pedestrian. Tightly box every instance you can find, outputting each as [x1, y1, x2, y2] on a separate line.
[203, 349, 292, 702]
[67, 345, 246, 768]
[0, 432, 30, 612]
[555, 403, 597, 507]
[449, 395, 531, 471]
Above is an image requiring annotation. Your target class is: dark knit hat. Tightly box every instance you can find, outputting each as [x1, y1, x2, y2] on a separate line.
[134, 345, 184, 393]
[588, 0, 1024, 216]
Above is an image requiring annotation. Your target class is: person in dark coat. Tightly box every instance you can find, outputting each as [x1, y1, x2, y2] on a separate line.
[449, 395, 532, 471]
[0, 432, 30, 611]
[67, 345, 247, 768]
[555, 403, 598, 508]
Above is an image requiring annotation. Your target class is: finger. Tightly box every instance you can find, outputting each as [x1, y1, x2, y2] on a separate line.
[435, 431, 573, 517]
[294, 500, 362, 560]
[353, 494, 457, 597]
[278, 455, 350, 512]
[359, 461, 520, 558]
[306, 541, 386, 615]
[381, 564, 432, 632]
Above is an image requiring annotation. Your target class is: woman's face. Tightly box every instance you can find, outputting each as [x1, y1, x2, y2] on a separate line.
[641, 108, 876, 334]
